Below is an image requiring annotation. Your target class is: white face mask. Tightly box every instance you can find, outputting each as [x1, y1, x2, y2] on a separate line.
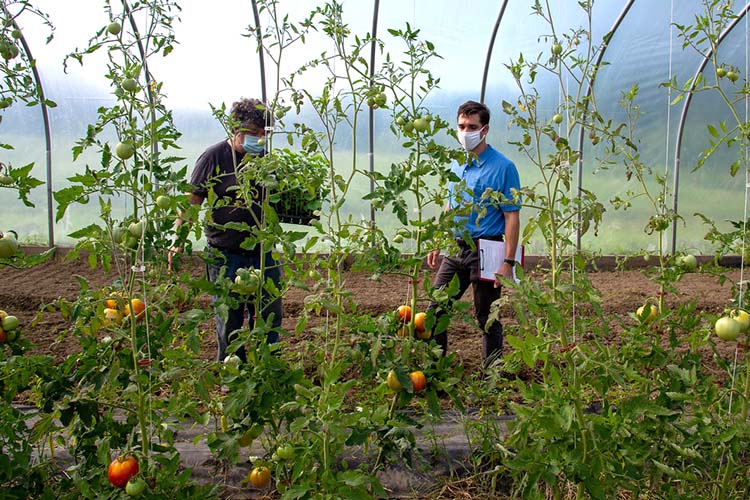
[458, 126, 486, 151]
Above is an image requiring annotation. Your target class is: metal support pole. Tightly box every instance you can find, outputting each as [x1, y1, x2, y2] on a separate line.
[368, 0, 380, 224]
[575, 0, 635, 250]
[670, 2, 750, 255]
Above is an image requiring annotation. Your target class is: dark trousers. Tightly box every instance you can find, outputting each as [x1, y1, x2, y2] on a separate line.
[429, 245, 504, 363]
[206, 249, 282, 362]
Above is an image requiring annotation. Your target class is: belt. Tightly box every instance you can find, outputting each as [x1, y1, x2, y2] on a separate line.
[456, 235, 504, 248]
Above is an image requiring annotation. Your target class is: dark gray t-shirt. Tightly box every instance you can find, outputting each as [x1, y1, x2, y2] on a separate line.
[190, 140, 262, 252]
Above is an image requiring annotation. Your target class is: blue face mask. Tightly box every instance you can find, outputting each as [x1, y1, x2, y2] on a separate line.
[242, 134, 265, 155]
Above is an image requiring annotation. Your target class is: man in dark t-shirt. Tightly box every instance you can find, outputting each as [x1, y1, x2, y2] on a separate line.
[171, 97, 281, 363]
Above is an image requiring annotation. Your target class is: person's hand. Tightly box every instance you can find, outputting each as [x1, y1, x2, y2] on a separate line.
[426, 249, 441, 270]
[494, 261, 514, 288]
[167, 245, 183, 271]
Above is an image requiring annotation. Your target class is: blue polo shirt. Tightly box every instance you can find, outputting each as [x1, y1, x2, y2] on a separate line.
[448, 144, 521, 239]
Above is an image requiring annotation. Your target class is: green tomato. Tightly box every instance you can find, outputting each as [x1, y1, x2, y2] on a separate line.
[551, 43, 563, 56]
[552, 113, 563, 124]
[121, 78, 139, 92]
[115, 142, 135, 160]
[730, 309, 750, 333]
[276, 444, 296, 460]
[112, 227, 126, 244]
[412, 118, 429, 133]
[125, 477, 147, 497]
[715, 316, 741, 341]
[402, 120, 414, 133]
[0, 174, 12, 185]
[1, 44, 19, 60]
[5, 329, 18, 342]
[223, 354, 242, 367]
[128, 220, 144, 238]
[678, 254, 697, 271]
[717, 67, 727, 78]
[107, 22, 122, 35]
[0, 233, 19, 258]
[11, 29, 22, 39]
[124, 235, 139, 249]
[727, 70, 739, 82]
[155, 195, 170, 210]
[2, 315, 19, 331]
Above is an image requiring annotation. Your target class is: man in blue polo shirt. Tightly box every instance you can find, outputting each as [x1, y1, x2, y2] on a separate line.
[426, 100, 521, 365]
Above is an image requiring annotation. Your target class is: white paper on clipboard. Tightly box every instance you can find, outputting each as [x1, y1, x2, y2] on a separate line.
[478, 239, 524, 284]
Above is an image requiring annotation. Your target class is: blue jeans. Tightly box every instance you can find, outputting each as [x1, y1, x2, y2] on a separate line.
[206, 249, 282, 362]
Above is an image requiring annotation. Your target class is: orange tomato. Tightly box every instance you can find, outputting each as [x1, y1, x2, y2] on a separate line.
[124, 299, 146, 320]
[414, 312, 426, 332]
[396, 305, 411, 323]
[410, 370, 427, 393]
[103, 308, 123, 326]
[415, 328, 432, 340]
[396, 327, 409, 338]
[248, 466, 271, 488]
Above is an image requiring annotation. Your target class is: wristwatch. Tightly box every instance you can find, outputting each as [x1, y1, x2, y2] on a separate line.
[504, 258, 517, 266]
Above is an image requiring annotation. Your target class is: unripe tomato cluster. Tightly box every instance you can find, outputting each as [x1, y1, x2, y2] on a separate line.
[0, 310, 20, 343]
[112, 219, 146, 251]
[717, 65, 740, 82]
[0, 35, 20, 61]
[366, 85, 387, 109]
[395, 113, 433, 135]
[715, 309, 750, 342]
[233, 267, 263, 295]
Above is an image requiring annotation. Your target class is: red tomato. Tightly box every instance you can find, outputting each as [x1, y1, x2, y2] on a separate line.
[108, 455, 139, 488]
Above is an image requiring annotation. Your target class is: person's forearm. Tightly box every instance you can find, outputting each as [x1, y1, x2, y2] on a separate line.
[173, 193, 204, 243]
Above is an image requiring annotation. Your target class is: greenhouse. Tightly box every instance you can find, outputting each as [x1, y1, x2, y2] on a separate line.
[2, 0, 750, 498]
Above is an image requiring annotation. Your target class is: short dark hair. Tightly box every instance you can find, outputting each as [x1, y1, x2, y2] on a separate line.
[457, 100, 490, 126]
[230, 97, 271, 132]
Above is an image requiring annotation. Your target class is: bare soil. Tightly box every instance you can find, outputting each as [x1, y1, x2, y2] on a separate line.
[0, 252, 743, 374]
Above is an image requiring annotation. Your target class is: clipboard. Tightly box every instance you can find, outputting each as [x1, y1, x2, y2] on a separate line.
[478, 239, 524, 283]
